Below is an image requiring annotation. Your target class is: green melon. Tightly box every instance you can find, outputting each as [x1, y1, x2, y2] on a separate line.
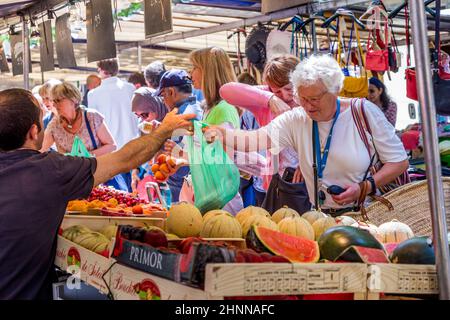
[390, 237, 435, 265]
[318, 226, 385, 262]
[246, 226, 320, 263]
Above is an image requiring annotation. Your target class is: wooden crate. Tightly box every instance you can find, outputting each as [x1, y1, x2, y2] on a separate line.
[107, 262, 213, 300]
[367, 264, 438, 300]
[61, 215, 165, 230]
[204, 263, 368, 299]
[55, 236, 113, 294]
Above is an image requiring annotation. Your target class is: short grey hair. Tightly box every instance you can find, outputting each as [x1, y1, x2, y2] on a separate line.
[290, 54, 344, 95]
[144, 61, 166, 88]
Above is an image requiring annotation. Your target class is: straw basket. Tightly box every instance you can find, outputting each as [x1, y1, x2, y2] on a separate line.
[345, 178, 450, 236]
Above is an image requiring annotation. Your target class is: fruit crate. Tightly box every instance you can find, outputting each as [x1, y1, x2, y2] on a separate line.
[203, 263, 369, 300]
[55, 236, 113, 295]
[61, 215, 165, 231]
[106, 262, 213, 300]
[56, 216, 165, 294]
[366, 264, 438, 300]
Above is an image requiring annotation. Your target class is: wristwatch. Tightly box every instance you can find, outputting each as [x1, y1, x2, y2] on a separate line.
[367, 177, 376, 196]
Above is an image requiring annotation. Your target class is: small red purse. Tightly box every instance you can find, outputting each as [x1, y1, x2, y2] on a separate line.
[366, 21, 390, 72]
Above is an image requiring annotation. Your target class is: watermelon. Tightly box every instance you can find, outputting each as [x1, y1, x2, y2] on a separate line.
[390, 237, 436, 265]
[246, 226, 320, 263]
[318, 226, 384, 262]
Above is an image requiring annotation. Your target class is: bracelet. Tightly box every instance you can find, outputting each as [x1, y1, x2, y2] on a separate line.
[367, 177, 376, 196]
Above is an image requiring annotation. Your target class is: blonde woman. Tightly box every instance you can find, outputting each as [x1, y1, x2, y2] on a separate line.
[166, 47, 244, 213]
[41, 82, 116, 157]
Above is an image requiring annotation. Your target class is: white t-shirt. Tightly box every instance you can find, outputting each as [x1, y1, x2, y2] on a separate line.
[264, 99, 407, 209]
[87, 77, 139, 149]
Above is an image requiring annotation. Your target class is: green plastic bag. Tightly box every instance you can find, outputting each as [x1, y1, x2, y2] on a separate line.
[66, 136, 92, 158]
[186, 120, 240, 213]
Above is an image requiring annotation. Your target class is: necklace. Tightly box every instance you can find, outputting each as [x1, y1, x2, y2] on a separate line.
[64, 110, 81, 131]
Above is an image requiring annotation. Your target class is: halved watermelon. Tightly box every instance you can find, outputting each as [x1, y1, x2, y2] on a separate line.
[246, 226, 320, 263]
[318, 226, 385, 262]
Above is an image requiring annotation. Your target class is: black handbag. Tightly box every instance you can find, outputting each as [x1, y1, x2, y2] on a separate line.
[261, 168, 311, 215]
[433, 0, 450, 116]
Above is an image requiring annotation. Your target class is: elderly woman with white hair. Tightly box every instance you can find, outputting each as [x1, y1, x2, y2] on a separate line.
[205, 55, 409, 216]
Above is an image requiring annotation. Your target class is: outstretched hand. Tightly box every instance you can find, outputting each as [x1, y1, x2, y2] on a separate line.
[159, 108, 196, 136]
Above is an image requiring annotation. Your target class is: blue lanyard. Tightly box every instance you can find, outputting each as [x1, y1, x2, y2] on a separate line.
[313, 99, 341, 179]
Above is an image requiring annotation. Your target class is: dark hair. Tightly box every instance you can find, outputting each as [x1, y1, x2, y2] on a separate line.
[0, 89, 42, 151]
[97, 58, 119, 77]
[144, 61, 166, 88]
[174, 84, 192, 94]
[128, 72, 146, 87]
[369, 77, 391, 111]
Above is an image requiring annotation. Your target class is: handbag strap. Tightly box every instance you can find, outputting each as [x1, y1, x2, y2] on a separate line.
[405, 2, 411, 67]
[84, 109, 98, 150]
[434, 0, 441, 72]
[311, 121, 319, 210]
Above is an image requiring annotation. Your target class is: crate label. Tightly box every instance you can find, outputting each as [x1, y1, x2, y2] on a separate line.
[397, 270, 438, 293]
[114, 240, 180, 282]
[239, 266, 361, 295]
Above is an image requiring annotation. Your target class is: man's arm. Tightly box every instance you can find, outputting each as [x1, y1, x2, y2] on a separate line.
[93, 109, 195, 186]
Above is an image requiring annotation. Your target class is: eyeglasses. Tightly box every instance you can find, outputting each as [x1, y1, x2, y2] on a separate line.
[135, 112, 149, 120]
[297, 90, 329, 106]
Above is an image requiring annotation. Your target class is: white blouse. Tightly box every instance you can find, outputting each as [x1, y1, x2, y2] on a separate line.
[263, 99, 407, 209]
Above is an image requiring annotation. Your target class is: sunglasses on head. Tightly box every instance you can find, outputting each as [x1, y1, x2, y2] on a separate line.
[135, 112, 149, 120]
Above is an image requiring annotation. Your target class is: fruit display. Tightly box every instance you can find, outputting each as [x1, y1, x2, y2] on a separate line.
[390, 237, 436, 265]
[378, 220, 414, 243]
[271, 206, 300, 224]
[240, 214, 278, 238]
[151, 154, 179, 182]
[61, 224, 119, 257]
[200, 213, 242, 238]
[312, 215, 338, 240]
[247, 226, 320, 263]
[318, 226, 385, 262]
[277, 216, 315, 240]
[235, 206, 270, 225]
[301, 210, 327, 225]
[166, 203, 203, 238]
[120, 225, 169, 248]
[88, 186, 144, 206]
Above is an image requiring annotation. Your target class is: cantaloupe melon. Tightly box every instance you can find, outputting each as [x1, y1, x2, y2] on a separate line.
[241, 214, 278, 237]
[100, 225, 118, 240]
[302, 210, 327, 225]
[200, 213, 242, 238]
[312, 215, 338, 240]
[277, 216, 314, 240]
[236, 206, 270, 225]
[167, 203, 203, 238]
[271, 206, 300, 224]
[203, 209, 230, 224]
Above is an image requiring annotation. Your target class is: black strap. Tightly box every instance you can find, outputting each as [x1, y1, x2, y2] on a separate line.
[84, 109, 98, 150]
[312, 123, 319, 209]
[434, 0, 441, 71]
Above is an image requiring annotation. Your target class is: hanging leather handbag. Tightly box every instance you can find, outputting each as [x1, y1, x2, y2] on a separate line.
[433, 0, 450, 116]
[366, 17, 390, 72]
[404, 3, 419, 101]
[337, 18, 368, 98]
